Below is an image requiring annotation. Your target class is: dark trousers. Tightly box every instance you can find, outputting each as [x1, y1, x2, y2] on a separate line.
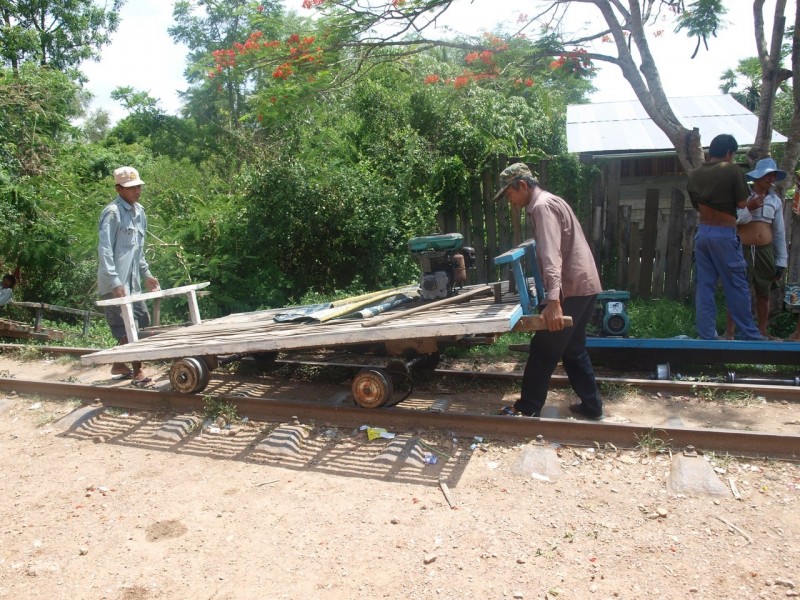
[101, 293, 150, 342]
[515, 294, 602, 417]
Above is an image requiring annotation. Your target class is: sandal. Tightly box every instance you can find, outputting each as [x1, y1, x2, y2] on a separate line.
[496, 405, 540, 417]
[132, 371, 153, 385]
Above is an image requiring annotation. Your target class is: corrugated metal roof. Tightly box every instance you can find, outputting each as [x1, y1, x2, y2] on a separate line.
[566, 95, 788, 155]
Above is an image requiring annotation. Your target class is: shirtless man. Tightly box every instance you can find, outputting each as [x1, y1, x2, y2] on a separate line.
[686, 134, 763, 340]
[725, 158, 787, 339]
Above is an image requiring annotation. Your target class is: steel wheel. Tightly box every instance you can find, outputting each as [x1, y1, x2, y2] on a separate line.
[169, 357, 210, 394]
[352, 367, 393, 409]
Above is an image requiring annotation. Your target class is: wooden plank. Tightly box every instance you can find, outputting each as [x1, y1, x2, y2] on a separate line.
[80, 288, 525, 365]
[482, 167, 496, 283]
[590, 164, 605, 263]
[470, 177, 486, 285]
[12, 302, 103, 319]
[96, 282, 211, 343]
[604, 159, 621, 276]
[616, 205, 631, 289]
[361, 286, 492, 328]
[628, 225, 642, 296]
[512, 315, 574, 332]
[664, 188, 686, 299]
[679, 209, 698, 300]
[638, 189, 660, 299]
[0, 319, 64, 341]
[95, 282, 210, 306]
[651, 210, 669, 298]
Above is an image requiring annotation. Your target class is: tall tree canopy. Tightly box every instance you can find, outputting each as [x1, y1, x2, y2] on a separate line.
[0, 0, 123, 72]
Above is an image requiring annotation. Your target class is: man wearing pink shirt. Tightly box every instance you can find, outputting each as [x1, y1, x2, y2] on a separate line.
[494, 163, 603, 420]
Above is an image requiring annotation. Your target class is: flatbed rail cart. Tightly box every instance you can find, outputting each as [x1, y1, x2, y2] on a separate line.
[81, 240, 554, 408]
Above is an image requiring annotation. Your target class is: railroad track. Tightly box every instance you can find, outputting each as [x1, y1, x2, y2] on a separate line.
[1, 372, 799, 460]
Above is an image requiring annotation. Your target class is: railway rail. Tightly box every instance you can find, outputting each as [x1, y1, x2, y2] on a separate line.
[3, 342, 800, 401]
[1, 369, 799, 460]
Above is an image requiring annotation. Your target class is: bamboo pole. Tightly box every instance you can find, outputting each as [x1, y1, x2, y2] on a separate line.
[361, 285, 493, 328]
[311, 286, 418, 323]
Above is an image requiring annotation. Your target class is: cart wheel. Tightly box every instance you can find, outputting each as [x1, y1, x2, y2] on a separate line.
[170, 357, 210, 394]
[384, 360, 413, 407]
[352, 368, 394, 409]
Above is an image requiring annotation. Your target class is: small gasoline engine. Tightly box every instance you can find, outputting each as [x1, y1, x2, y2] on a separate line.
[408, 233, 476, 300]
[594, 290, 631, 337]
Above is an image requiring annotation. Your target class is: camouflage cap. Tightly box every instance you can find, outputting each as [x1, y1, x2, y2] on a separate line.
[492, 162, 536, 201]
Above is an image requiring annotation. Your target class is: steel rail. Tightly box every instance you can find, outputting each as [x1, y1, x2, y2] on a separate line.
[2, 342, 800, 401]
[1, 377, 798, 460]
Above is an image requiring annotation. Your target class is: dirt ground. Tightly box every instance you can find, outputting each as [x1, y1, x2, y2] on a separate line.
[0, 351, 799, 600]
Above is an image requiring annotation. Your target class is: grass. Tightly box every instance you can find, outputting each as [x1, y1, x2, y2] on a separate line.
[626, 297, 696, 338]
[599, 382, 640, 403]
[15, 345, 42, 361]
[442, 331, 530, 361]
[706, 451, 735, 471]
[203, 395, 239, 424]
[691, 385, 755, 406]
[634, 428, 671, 455]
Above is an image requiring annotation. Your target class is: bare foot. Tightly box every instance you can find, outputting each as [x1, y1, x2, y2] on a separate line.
[110, 363, 133, 378]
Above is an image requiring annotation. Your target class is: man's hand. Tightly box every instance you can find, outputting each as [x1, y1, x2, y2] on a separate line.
[774, 267, 785, 281]
[541, 299, 565, 332]
[111, 285, 127, 298]
[145, 276, 160, 292]
[747, 191, 765, 210]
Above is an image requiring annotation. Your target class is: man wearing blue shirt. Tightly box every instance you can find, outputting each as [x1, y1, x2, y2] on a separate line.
[0, 274, 15, 307]
[97, 166, 160, 381]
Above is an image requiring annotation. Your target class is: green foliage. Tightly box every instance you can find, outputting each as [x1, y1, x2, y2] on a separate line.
[1, 1, 599, 325]
[0, 0, 123, 70]
[240, 158, 426, 306]
[719, 57, 762, 111]
[674, 0, 727, 58]
[0, 64, 82, 178]
[544, 153, 599, 223]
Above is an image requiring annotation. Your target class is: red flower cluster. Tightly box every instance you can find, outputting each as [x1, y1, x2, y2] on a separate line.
[465, 50, 494, 65]
[482, 33, 508, 52]
[550, 48, 592, 74]
[453, 75, 470, 88]
[210, 31, 275, 75]
[301, 0, 325, 8]
[272, 64, 294, 79]
[209, 30, 322, 81]
[423, 74, 440, 84]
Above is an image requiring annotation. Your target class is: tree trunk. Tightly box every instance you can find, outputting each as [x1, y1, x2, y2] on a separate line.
[747, 0, 789, 165]
[589, 1, 705, 173]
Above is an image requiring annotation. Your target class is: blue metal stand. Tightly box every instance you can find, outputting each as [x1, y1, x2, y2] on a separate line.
[493, 238, 545, 318]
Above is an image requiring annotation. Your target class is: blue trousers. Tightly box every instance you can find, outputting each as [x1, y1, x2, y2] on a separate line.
[694, 225, 761, 340]
[515, 295, 602, 417]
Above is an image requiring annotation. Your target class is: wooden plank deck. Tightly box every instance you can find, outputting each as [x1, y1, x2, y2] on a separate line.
[81, 285, 526, 365]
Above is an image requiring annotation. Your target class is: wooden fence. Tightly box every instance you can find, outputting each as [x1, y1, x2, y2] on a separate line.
[439, 159, 788, 301]
[440, 157, 800, 306]
[437, 158, 699, 301]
